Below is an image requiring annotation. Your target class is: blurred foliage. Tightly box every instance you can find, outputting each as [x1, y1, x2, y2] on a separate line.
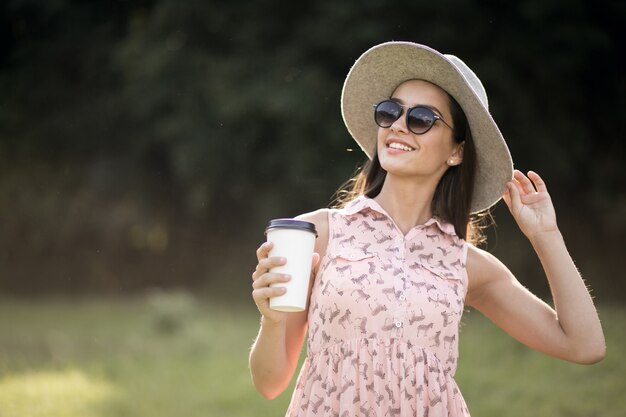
[0, 0, 624, 298]
[146, 288, 198, 334]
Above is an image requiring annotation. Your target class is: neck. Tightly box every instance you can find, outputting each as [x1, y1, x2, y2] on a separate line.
[373, 173, 439, 235]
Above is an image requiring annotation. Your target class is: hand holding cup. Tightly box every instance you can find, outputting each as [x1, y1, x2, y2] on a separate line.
[251, 241, 292, 324]
[264, 219, 317, 312]
[251, 219, 318, 323]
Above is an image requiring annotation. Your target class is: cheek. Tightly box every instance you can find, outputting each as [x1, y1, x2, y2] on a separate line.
[377, 127, 385, 141]
[426, 134, 456, 155]
[376, 128, 386, 150]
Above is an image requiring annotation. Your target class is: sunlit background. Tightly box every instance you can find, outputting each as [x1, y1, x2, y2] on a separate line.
[0, 1, 624, 416]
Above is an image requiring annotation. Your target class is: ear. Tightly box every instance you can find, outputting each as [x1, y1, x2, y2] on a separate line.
[448, 141, 464, 166]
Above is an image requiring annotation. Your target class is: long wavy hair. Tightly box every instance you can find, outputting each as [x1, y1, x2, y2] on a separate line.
[333, 91, 490, 245]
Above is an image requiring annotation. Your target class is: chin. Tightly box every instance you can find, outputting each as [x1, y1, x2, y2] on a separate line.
[379, 163, 414, 177]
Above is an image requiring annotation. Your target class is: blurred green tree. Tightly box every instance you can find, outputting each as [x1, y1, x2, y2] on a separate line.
[0, 0, 624, 297]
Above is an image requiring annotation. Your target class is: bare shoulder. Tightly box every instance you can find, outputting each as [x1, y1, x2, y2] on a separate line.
[466, 243, 514, 306]
[466, 243, 505, 272]
[295, 208, 330, 260]
[295, 208, 329, 233]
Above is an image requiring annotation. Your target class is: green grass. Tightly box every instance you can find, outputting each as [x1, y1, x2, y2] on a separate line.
[0, 294, 623, 417]
[457, 306, 626, 416]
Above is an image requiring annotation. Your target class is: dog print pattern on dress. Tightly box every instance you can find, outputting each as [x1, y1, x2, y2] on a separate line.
[285, 196, 471, 417]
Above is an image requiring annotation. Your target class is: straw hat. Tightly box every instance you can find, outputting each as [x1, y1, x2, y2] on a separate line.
[341, 41, 513, 213]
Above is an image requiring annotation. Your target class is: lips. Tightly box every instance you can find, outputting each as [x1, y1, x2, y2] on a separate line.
[386, 139, 416, 152]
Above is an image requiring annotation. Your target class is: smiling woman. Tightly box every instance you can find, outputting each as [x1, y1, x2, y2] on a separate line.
[249, 42, 605, 417]
[365, 78, 477, 243]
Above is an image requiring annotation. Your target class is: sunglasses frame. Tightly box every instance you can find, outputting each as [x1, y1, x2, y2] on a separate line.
[372, 100, 454, 135]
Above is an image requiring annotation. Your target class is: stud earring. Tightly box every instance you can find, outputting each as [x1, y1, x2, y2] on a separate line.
[448, 159, 455, 166]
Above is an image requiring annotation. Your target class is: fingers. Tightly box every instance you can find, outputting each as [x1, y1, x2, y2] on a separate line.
[527, 170, 548, 193]
[256, 241, 273, 262]
[513, 169, 549, 195]
[252, 280, 288, 302]
[251, 241, 320, 319]
[251, 250, 290, 318]
[311, 252, 320, 269]
[253, 241, 284, 281]
[251, 283, 288, 322]
[253, 255, 285, 277]
[252, 270, 291, 289]
[513, 169, 536, 194]
[504, 180, 522, 213]
[251, 241, 290, 294]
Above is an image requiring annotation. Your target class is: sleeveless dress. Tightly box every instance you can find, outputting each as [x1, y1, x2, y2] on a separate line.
[285, 196, 471, 417]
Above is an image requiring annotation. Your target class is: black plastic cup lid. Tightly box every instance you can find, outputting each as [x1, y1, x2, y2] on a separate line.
[265, 218, 318, 237]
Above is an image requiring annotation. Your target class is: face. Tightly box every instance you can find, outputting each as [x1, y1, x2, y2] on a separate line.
[376, 79, 463, 179]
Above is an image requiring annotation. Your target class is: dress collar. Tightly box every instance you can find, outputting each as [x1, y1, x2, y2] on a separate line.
[339, 195, 457, 236]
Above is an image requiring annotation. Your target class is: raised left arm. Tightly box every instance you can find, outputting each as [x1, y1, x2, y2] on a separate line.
[467, 170, 605, 364]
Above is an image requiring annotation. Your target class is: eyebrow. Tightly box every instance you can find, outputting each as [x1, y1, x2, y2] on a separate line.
[390, 97, 446, 117]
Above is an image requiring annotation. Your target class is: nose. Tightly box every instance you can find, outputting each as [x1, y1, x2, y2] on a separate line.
[389, 109, 408, 133]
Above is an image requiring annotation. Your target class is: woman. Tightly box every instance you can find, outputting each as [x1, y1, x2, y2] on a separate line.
[249, 42, 605, 417]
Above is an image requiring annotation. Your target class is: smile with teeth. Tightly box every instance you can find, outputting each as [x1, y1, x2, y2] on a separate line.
[387, 142, 415, 152]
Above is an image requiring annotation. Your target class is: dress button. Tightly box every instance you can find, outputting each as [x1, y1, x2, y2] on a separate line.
[349, 254, 357, 260]
[395, 321, 403, 328]
[398, 294, 406, 301]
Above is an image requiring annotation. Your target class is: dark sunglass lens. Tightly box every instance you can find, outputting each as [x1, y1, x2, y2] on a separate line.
[407, 107, 435, 134]
[374, 101, 401, 127]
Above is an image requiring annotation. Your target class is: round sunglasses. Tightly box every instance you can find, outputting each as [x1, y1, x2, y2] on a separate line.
[372, 100, 454, 135]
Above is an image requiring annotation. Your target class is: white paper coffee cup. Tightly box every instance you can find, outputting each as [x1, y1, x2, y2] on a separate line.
[265, 219, 317, 312]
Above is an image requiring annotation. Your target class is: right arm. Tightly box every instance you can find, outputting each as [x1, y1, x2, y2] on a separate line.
[248, 209, 329, 399]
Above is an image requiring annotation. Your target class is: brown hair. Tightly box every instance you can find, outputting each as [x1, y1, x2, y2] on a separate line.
[333, 92, 490, 245]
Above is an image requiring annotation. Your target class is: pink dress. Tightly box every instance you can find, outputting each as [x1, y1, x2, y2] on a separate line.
[285, 196, 471, 417]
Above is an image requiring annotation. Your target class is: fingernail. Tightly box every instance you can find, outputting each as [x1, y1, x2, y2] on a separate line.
[284, 274, 291, 281]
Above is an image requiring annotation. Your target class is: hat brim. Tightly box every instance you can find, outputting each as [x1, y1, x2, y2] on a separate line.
[341, 42, 513, 213]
